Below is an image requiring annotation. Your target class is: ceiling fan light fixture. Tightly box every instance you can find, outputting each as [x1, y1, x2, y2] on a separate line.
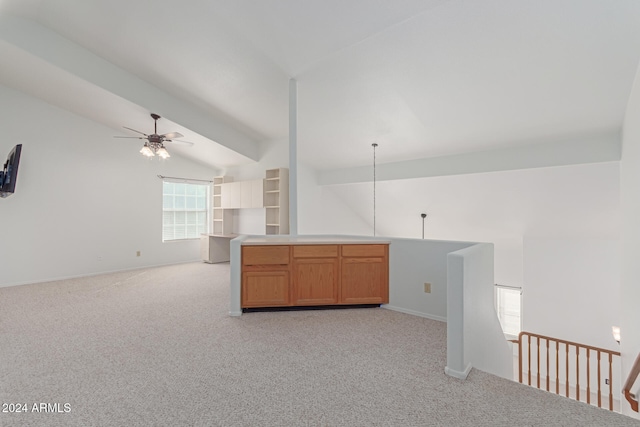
[119, 113, 193, 159]
[140, 144, 155, 157]
[157, 146, 170, 159]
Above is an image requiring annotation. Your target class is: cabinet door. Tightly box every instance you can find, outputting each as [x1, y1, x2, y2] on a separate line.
[252, 179, 264, 208]
[242, 271, 290, 307]
[240, 181, 252, 208]
[340, 257, 388, 304]
[293, 258, 339, 305]
[200, 235, 210, 262]
[221, 182, 241, 209]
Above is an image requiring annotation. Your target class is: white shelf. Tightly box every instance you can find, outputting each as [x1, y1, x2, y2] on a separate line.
[264, 168, 288, 235]
[211, 175, 234, 236]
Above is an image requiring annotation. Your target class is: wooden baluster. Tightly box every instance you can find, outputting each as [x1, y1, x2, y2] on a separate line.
[528, 334, 532, 386]
[566, 343, 570, 397]
[597, 350, 602, 408]
[576, 346, 580, 401]
[518, 333, 523, 383]
[537, 336, 541, 388]
[609, 353, 613, 411]
[515, 332, 620, 411]
[556, 341, 560, 394]
[586, 348, 590, 404]
[546, 338, 550, 391]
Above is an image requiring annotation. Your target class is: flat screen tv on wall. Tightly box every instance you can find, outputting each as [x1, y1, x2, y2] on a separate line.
[0, 144, 22, 198]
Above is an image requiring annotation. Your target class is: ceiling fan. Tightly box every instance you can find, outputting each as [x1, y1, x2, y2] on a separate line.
[115, 113, 194, 158]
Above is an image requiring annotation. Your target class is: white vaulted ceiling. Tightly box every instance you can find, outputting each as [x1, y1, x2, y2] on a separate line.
[1, 0, 640, 170]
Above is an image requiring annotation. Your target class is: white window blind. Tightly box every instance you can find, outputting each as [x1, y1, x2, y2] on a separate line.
[162, 180, 210, 241]
[494, 285, 522, 338]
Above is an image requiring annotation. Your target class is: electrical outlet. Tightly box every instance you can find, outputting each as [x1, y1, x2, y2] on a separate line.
[136, 251, 141, 257]
[424, 283, 431, 293]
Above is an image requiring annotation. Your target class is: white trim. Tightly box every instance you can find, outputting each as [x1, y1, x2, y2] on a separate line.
[494, 284, 522, 292]
[445, 364, 472, 380]
[382, 305, 446, 323]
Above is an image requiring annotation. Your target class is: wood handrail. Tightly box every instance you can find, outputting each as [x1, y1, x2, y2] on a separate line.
[623, 352, 640, 412]
[517, 331, 621, 411]
[518, 332, 621, 356]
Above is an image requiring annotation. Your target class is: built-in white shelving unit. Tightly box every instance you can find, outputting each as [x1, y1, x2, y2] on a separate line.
[210, 170, 288, 236]
[264, 168, 289, 235]
[212, 175, 233, 235]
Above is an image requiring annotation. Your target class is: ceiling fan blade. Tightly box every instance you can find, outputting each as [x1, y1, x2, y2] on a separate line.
[162, 132, 184, 139]
[166, 139, 194, 147]
[123, 126, 148, 136]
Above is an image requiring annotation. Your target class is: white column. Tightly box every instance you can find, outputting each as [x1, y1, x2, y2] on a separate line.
[289, 78, 298, 235]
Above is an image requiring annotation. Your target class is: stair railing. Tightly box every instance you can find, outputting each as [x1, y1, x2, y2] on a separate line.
[623, 352, 640, 412]
[517, 331, 621, 411]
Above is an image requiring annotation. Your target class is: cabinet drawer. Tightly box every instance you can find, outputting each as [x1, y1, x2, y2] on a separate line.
[243, 246, 290, 265]
[341, 244, 387, 257]
[292, 245, 338, 258]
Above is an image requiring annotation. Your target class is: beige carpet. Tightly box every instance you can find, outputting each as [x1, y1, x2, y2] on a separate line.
[1, 262, 638, 426]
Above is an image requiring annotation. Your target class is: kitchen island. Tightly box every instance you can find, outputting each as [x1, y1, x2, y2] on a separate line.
[229, 236, 390, 315]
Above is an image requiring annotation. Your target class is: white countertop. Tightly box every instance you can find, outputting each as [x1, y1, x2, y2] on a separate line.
[240, 236, 391, 245]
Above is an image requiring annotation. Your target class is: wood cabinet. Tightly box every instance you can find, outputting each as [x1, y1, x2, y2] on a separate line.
[292, 245, 339, 305]
[241, 243, 389, 309]
[242, 271, 290, 307]
[340, 244, 388, 304]
[241, 246, 290, 308]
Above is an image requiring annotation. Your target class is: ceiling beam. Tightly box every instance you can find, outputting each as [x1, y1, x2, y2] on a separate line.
[0, 15, 260, 161]
[318, 131, 622, 185]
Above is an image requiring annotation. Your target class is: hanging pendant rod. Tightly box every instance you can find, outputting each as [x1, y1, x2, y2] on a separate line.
[372, 143, 378, 237]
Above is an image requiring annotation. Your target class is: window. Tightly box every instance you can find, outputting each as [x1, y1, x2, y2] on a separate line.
[494, 285, 522, 338]
[162, 180, 210, 241]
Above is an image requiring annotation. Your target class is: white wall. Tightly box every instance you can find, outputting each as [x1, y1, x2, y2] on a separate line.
[297, 161, 372, 235]
[521, 237, 623, 398]
[322, 162, 620, 294]
[223, 138, 288, 181]
[387, 237, 473, 321]
[0, 85, 217, 287]
[621, 56, 640, 419]
[523, 237, 621, 351]
[446, 243, 513, 380]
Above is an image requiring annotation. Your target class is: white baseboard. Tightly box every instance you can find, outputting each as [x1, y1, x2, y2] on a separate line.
[445, 363, 472, 379]
[0, 259, 204, 288]
[383, 304, 446, 323]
